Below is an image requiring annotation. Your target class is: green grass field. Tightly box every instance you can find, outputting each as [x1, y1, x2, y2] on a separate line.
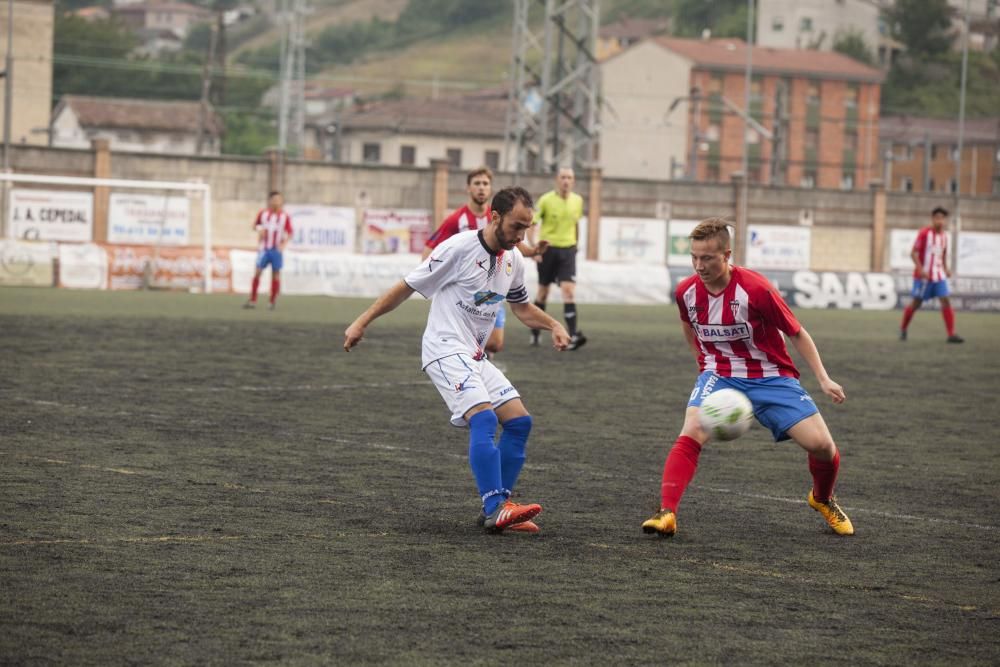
[2, 287, 998, 664]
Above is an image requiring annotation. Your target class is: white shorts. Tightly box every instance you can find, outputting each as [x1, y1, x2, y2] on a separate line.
[425, 353, 521, 427]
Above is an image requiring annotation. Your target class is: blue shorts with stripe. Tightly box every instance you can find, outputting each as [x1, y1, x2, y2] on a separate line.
[911, 278, 949, 299]
[256, 248, 283, 271]
[495, 305, 506, 329]
[687, 371, 819, 442]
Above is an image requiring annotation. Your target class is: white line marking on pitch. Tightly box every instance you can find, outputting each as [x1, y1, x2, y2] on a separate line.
[181, 380, 431, 393]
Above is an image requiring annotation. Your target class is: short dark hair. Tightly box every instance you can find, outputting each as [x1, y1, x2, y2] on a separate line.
[491, 186, 533, 218]
[466, 166, 494, 185]
[932, 206, 949, 217]
[690, 217, 732, 250]
[268, 190, 281, 199]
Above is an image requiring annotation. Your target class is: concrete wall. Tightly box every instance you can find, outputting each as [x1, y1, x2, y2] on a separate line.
[3, 144, 999, 272]
[599, 41, 691, 180]
[0, 0, 53, 147]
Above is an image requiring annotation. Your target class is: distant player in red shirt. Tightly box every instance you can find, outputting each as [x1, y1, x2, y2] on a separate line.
[423, 167, 546, 357]
[899, 206, 963, 343]
[244, 191, 292, 310]
[642, 218, 854, 538]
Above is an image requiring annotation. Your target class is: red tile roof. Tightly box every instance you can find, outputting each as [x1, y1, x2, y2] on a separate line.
[340, 96, 506, 138]
[57, 95, 224, 136]
[654, 37, 884, 83]
[881, 115, 1000, 144]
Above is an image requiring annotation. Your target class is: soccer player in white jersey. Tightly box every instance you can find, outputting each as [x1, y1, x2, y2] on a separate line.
[344, 186, 571, 533]
[642, 218, 854, 538]
[899, 206, 964, 343]
[422, 167, 548, 360]
[244, 191, 292, 310]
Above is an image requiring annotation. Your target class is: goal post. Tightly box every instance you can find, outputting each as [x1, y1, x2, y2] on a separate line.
[0, 172, 214, 293]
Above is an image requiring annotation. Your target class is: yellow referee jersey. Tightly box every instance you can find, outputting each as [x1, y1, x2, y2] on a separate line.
[533, 190, 584, 248]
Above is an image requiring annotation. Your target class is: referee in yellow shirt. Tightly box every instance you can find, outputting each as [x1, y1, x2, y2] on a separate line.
[529, 167, 587, 350]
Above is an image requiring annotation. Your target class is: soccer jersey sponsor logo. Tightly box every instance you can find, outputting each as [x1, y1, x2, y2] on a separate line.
[474, 290, 505, 306]
[693, 321, 751, 342]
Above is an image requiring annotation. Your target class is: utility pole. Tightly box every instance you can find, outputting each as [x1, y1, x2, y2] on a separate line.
[3, 0, 13, 172]
[196, 23, 219, 155]
[954, 0, 970, 272]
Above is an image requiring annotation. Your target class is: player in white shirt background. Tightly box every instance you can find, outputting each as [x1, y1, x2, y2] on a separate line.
[344, 186, 570, 533]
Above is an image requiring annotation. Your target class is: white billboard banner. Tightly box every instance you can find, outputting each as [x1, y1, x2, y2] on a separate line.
[58, 243, 108, 289]
[668, 219, 700, 266]
[956, 232, 1000, 278]
[598, 217, 667, 264]
[107, 193, 190, 245]
[363, 208, 432, 254]
[890, 229, 959, 273]
[9, 189, 94, 242]
[746, 225, 811, 270]
[230, 250, 672, 304]
[286, 204, 356, 252]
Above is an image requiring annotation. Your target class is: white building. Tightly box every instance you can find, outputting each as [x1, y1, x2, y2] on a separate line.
[756, 0, 886, 60]
[328, 95, 506, 170]
[51, 96, 224, 155]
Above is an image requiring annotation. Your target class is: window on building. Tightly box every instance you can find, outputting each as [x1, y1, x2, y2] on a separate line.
[844, 84, 859, 109]
[951, 145, 960, 161]
[929, 178, 936, 191]
[841, 172, 855, 190]
[772, 16, 784, 32]
[707, 164, 721, 182]
[707, 73, 723, 95]
[896, 143, 912, 161]
[705, 124, 721, 141]
[806, 80, 820, 106]
[363, 142, 381, 164]
[900, 176, 913, 192]
[844, 131, 859, 151]
[801, 171, 816, 188]
[484, 150, 500, 171]
[930, 144, 939, 160]
[949, 178, 958, 193]
[805, 129, 819, 149]
[400, 145, 416, 166]
[800, 17, 813, 32]
[446, 148, 462, 168]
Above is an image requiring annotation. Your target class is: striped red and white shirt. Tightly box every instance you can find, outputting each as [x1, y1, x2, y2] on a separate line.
[912, 226, 948, 281]
[254, 209, 293, 251]
[424, 205, 491, 250]
[676, 266, 801, 379]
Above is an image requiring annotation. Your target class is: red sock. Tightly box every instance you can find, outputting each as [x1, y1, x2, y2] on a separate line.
[941, 306, 955, 336]
[270, 277, 280, 304]
[660, 435, 702, 512]
[808, 450, 840, 503]
[900, 304, 916, 331]
[250, 275, 260, 302]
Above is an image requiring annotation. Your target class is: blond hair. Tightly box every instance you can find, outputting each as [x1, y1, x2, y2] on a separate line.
[690, 217, 732, 250]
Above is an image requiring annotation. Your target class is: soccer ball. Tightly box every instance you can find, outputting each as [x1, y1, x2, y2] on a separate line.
[698, 388, 754, 441]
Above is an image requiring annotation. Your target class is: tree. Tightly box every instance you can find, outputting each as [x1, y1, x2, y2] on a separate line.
[833, 29, 876, 66]
[886, 0, 953, 57]
[672, 0, 747, 38]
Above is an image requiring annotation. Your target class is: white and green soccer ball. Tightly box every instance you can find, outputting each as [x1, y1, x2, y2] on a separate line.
[698, 388, 754, 441]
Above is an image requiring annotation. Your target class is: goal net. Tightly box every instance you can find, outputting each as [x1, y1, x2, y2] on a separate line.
[0, 172, 215, 293]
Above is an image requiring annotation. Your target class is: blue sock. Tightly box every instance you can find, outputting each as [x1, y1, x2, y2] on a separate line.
[468, 411, 505, 514]
[498, 415, 532, 493]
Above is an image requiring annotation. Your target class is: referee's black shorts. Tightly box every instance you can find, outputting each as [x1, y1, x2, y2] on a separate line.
[537, 246, 577, 286]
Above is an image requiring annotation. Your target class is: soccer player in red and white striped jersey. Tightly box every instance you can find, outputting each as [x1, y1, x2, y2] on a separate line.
[899, 206, 963, 343]
[244, 191, 292, 310]
[642, 218, 854, 538]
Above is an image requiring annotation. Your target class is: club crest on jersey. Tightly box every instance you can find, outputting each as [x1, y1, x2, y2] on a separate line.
[505, 259, 512, 275]
[474, 290, 504, 306]
[729, 299, 741, 319]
